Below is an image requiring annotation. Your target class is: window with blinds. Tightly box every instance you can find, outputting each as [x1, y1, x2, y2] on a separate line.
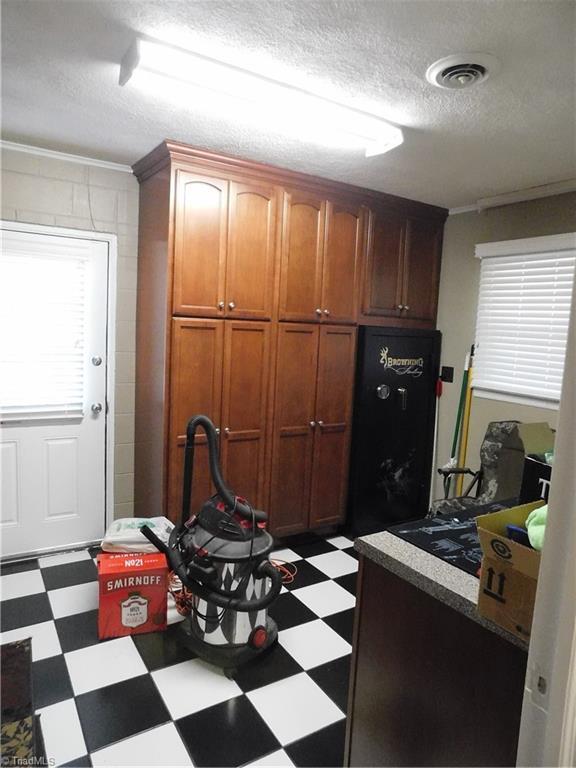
[0, 248, 88, 421]
[473, 233, 576, 405]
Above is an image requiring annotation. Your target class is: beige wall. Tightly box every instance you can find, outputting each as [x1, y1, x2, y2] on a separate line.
[1, 147, 139, 520]
[435, 192, 576, 497]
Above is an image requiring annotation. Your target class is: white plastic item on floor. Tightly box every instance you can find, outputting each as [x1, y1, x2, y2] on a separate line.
[101, 517, 174, 553]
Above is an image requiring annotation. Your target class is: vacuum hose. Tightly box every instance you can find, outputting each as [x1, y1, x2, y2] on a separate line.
[141, 525, 282, 612]
[182, 415, 267, 524]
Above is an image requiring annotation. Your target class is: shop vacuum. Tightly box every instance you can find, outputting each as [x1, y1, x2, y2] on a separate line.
[142, 415, 282, 673]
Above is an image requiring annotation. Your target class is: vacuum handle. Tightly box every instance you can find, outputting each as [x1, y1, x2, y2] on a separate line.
[183, 415, 267, 525]
[140, 525, 189, 585]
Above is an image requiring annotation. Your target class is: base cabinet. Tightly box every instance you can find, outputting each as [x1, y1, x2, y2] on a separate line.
[269, 324, 356, 536]
[168, 318, 270, 522]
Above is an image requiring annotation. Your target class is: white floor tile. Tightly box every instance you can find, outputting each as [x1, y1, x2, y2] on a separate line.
[48, 581, 98, 619]
[279, 619, 351, 670]
[0, 569, 45, 601]
[247, 672, 344, 746]
[306, 550, 358, 578]
[39, 549, 92, 569]
[326, 535, 354, 549]
[90, 722, 193, 767]
[270, 548, 302, 563]
[65, 635, 147, 695]
[37, 698, 87, 767]
[152, 657, 242, 720]
[246, 748, 295, 767]
[291, 579, 356, 617]
[0, 620, 61, 661]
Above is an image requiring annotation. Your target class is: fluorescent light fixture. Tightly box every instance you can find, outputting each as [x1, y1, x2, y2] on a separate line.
[119, 36, 404, 157]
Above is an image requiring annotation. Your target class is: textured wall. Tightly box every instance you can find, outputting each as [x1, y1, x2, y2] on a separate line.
[435, 192, 576, 497]
[1, 147, 139, 520]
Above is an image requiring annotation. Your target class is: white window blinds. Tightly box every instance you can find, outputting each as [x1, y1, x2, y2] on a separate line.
[474, 234, 576, 404]
[0, 242, 89, 421]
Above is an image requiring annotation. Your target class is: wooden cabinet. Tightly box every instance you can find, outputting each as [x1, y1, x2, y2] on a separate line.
[168, 318, 270, 522]
[279, 191, 363, 324]
[133, 141, 447, 529]
[361, 208, 443, 326]
[173, 171, 278, 320]
[269, 323, 356, 536]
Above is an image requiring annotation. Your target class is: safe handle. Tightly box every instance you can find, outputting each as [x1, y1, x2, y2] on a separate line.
[397, 387, 408, 411]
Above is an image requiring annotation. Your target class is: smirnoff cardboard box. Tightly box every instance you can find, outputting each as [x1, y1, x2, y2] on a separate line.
[98, 552, 168, 640]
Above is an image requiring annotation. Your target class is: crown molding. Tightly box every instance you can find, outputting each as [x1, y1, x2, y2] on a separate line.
[1, 140, 133, 173]
[450, 179, 576, 215]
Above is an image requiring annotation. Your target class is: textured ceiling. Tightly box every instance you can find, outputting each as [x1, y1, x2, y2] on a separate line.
[1, 0, 575, 208]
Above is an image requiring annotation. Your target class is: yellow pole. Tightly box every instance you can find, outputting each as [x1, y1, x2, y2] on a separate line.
[456, 366, 473, 495]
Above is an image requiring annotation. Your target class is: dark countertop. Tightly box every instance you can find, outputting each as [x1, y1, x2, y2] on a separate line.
[355, 531, 528, 650]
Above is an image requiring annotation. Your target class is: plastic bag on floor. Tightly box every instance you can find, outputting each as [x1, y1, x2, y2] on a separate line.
[101, 517, 174, 553]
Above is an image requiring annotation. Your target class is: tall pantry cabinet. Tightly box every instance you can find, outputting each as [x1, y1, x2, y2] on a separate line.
[133, 141, 447, 536]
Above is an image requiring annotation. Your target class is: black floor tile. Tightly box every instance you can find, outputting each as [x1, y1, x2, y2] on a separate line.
[75, 674, 170, 753]
[268, 592, 318, 631]
[132, 624, 196, 671]
[232, 641, 303, 693]
[0, 559, 39, 575]
[323, 609, 355, 644]
[32, 655, 74, 709]
[55, 610, 100, 653]
[61, 755, 92, 767]
[342, 546, 359, 561]
[282, 561, 330, 592]
[334, 572, 357, 595]
[87, 546, 101, 559]
[176, 695, 280, 767]
[41, 560, 97, 591]
[289, 536, 338, 559]
[307, 655, 351, 713]
[285, 719, 346, 767]
[0, 593, 52, 631]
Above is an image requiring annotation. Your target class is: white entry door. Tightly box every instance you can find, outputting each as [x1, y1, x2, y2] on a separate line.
[0, 227, 111, 557]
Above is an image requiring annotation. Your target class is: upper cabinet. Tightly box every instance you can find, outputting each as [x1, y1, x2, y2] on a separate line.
[279, 190, 363, 324]
[360, 206, 443, 326]
[173, 171, 278, 320]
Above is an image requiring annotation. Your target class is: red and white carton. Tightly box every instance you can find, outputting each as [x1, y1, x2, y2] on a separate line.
[97, 552, 168, 640]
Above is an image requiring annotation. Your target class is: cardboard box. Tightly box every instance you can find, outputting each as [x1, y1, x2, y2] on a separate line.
[517, 422, 555, 503]
[98, 552, 168, 640]
[476, 501, 544, 642]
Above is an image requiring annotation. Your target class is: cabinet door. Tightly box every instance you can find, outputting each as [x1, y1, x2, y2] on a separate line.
[278, 190, 325, 322]
[220, 321, 271, 510]
[362, 208, 405, 317]
[226, 182, 277, 320]
[269, 324, 319, 536]
[173, 171, 228, 317]
[402, 218, 443, 323]
[322, 201, 363, 324]
[168, 319, 224, 523]
[309, 325, 357, 528]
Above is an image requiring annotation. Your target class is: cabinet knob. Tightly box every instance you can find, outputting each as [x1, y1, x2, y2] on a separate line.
[323, 309, 330, 316]
[315, 308, 322, 316]
[228, 301, 236, 310]
[224, 427, 230, 435]
[215, 427, 221, 435]
[218, 301, 225, 310]
[317, 420, 324, 427]
[309, 420, 316, 428]
[404, 305, 410, 312]
[397, 304, 404, 311]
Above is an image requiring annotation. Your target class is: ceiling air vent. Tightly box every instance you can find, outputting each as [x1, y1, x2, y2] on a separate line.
[426, 53, 500, 90]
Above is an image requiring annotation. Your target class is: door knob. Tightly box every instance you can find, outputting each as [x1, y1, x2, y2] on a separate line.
[91, 356, 102, 366]
[323, 309, 330, 316]
[397, 387, 408, 411]
[91, 403, 103, 414]
[218, 301, 225, 310]
[315, 308, 322, 316]
[309, 420, 316, 428]
[228, 301, 236, 310]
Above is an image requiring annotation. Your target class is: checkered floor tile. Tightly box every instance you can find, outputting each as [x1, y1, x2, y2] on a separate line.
[0, 533, 357, 767]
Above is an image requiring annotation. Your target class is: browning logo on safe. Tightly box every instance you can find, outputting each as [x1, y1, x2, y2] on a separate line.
[379, 347, 424, 377]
